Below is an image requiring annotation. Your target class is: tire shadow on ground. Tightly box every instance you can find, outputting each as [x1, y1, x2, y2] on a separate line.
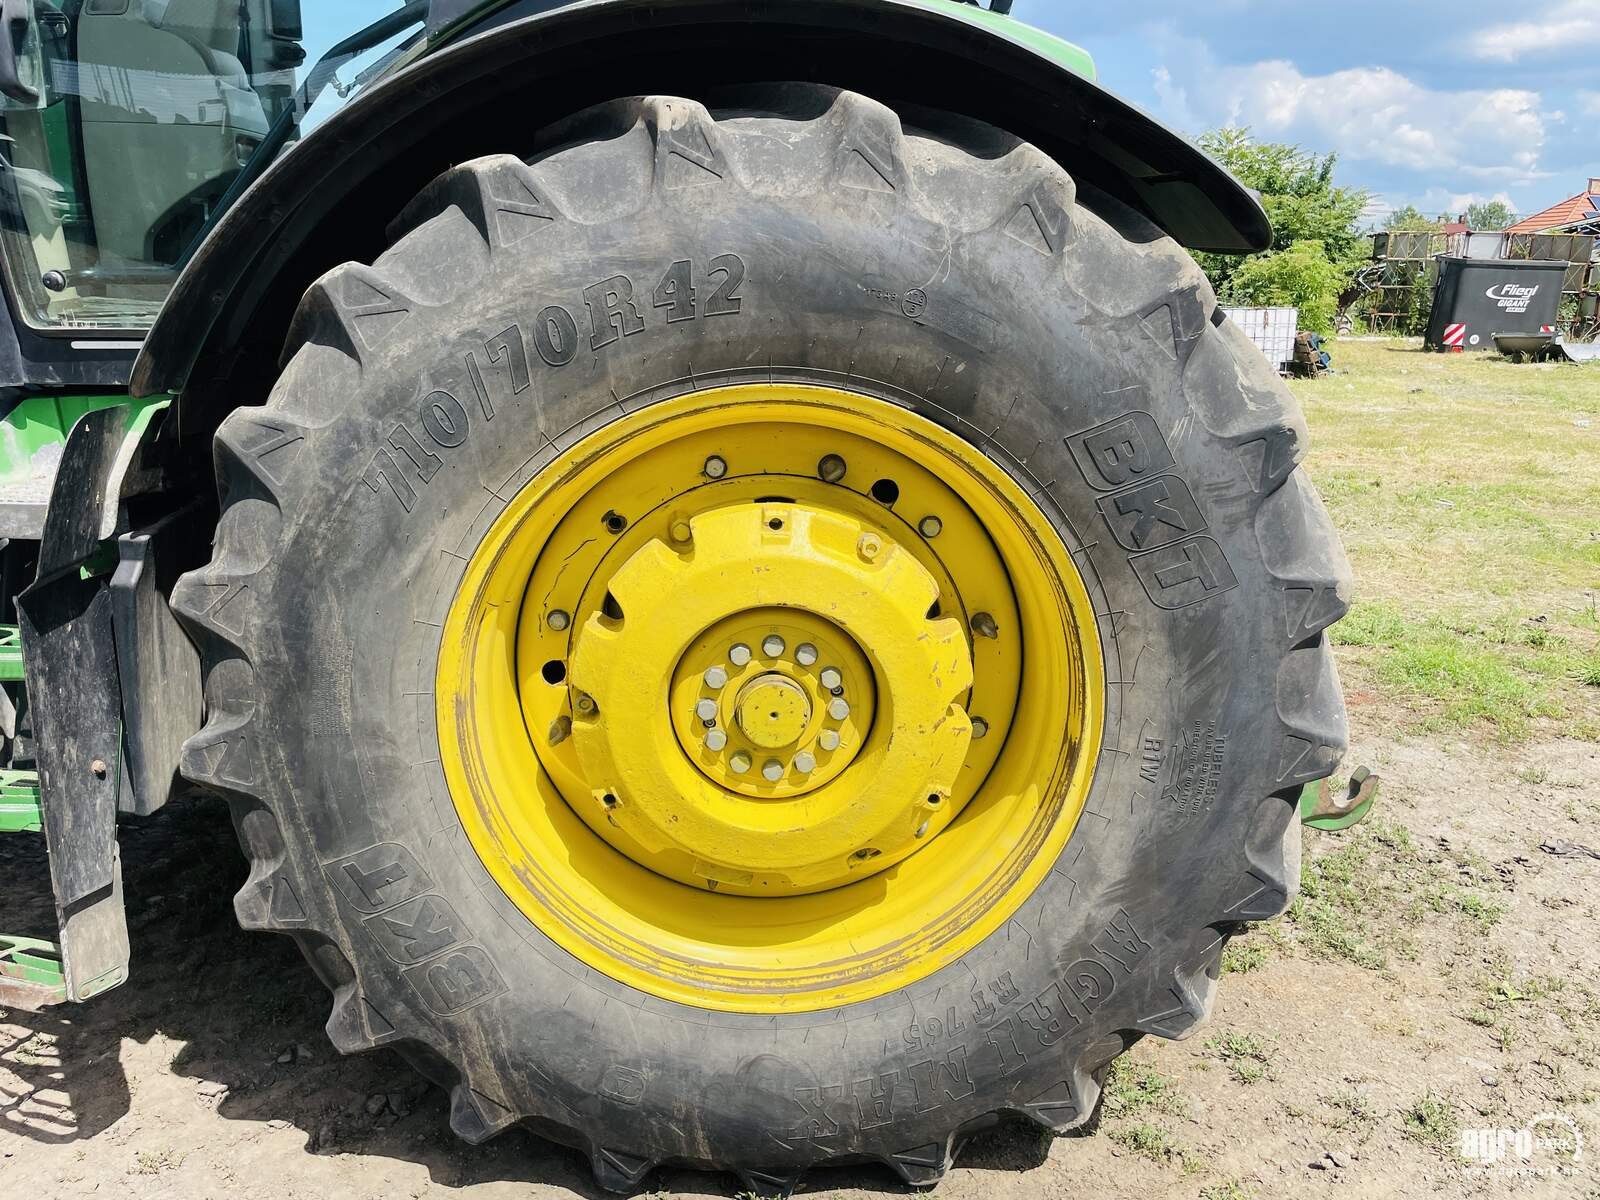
[1, 795, 1051, 1194]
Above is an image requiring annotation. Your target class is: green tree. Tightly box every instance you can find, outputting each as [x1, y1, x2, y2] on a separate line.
[1227, 240, 1347, 334]
[1195, 128, 1369, 334]
[1384, 204, 1444, 231]
[1465, 199, 1515, 230]
[1196, 127, 1370, 298]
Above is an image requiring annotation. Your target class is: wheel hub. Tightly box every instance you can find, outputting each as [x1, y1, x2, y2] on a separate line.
[669, 609, 875, 800]
[734, 675, 810, 749]
[568, 501, 971, 894]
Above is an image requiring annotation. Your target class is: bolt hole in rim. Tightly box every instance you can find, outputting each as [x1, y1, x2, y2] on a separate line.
[437, 385, 1103, 1012]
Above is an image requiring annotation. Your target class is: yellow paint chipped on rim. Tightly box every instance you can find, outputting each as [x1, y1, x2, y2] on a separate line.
[437, 384, 1104, 1013]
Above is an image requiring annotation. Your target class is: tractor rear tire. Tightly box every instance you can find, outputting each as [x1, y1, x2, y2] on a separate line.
[172, 86, 1350, 1193]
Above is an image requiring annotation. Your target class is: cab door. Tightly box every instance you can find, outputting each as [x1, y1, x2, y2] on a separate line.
[0, 0, 301, 334]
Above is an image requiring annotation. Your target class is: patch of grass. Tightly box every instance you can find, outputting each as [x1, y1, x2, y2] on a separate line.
[1399, 1091, 1458, 1154]
[1463, 962, 1593, 1057]
[1220, 937, 1272, 974]
[1320, 1088, 1378, 1142]
[1334, 601, 1569, 740]
[1294, 340, 1600, 743]
[131, 1147, 186, 1175]
[1334, 601, 1415, 648]
[1424, 884, 1507, 930]
[1205, 1031, 1274, 1084]
[1379, 1016, 1420, 1038]
[1287, 820, 1506, 969]
[1102, 1058, 1187, 1119]
[1549, 1061, 1600, 1108]
[1200, 1183, 1253, 1200]
[1574, 650, 1600, 688]
[1108, 1121, 1181, 1166]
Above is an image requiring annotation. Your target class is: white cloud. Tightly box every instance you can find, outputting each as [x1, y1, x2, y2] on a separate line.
[1454, 189, 1517, 211]
[1362, 188, 1521, 225]
[1581, 91, 1600, 116]
[1150, 30, 1551, 186]
[1466, 2, 1600, 61]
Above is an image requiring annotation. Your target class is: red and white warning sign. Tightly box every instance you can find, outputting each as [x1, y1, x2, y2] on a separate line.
[1443, 323, 1466, 347]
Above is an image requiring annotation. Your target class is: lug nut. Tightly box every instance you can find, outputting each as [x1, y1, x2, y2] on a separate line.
[704, 666, 728, 689]
[796, 642, 818, 666]
[548, 609, 571, 632]
[918, 515, 943, 538]
[575, 693, 597, 715]
[794, 750, 816, 774]
[857, 533, 883, 562]
[670, 520, 693, 544]
[704, 454, 728, 479]
[729, 642, 752, 667]
[818, 454, 847, 483]
[972, 716, 990, 739]
[729, 751, 752, 774]
[761, 758, 784, 782]
[706, 728, 728, 752]
[819, 730, 841, 752]
[971, 611, 1000, 640]
[762, 634, 786, 658]
[819, 667, 843, 691]
[695, 698, 719, 722]
[828, 697, 851, 721]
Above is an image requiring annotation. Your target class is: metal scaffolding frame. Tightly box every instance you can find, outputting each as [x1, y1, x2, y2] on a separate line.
[1354, 228, 1598, 338]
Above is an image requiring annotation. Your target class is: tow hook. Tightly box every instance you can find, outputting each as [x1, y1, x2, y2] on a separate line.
[1300, 766, 1380, 832]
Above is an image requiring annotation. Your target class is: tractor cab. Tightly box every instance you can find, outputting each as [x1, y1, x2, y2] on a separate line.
[0, 0, 419, 347]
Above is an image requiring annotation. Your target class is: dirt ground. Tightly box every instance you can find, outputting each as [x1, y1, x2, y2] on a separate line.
[4, 341, 1599, 1198]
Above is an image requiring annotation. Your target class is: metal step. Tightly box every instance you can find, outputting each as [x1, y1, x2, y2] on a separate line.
[0, 624, 23, 682]
[0, 934, 67, 1007]
[0, 769, 61, 1006]
[0, 768, 41, 833]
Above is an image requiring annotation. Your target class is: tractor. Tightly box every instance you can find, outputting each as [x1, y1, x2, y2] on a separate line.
[0, 0, 1367, 1192]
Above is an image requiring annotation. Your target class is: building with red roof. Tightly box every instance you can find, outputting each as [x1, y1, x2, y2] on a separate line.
[1506, 178, 1600, 234]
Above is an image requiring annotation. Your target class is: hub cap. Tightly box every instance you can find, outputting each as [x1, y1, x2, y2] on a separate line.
[571, 503, 970, 894]
[436, 385, 1104, 1012]
[733, 675, 810, 750]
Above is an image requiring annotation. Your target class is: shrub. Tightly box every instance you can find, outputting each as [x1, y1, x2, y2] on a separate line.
[1227, 239, 1346, 333]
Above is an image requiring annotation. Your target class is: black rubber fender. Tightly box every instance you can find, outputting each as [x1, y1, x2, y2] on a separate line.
[133, 0, 1270, 428]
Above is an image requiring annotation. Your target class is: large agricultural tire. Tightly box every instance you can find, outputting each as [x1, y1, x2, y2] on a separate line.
[171, 86, 1350, 1193]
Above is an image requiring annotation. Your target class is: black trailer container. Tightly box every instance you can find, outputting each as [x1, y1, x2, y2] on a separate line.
[1425, 256, 1568, 351]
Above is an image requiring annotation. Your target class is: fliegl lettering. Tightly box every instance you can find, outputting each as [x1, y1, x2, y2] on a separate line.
[1485, 283, 1539, 314]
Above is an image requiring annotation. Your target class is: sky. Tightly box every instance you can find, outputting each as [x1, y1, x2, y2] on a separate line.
[1013, 0, 1600, 225]
[292, 1, 1597, 226]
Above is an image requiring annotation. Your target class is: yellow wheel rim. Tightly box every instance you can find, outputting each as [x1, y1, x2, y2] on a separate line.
[437, 385, 1103, 1013]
